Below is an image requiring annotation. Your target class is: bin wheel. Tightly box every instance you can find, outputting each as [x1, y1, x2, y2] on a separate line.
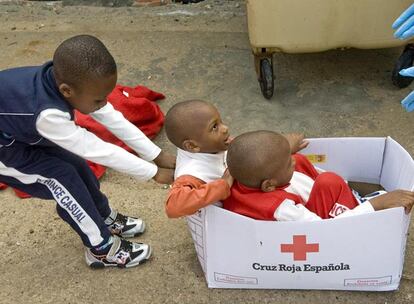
[259, 58, 274, 99]
[392, 44, 414, 88]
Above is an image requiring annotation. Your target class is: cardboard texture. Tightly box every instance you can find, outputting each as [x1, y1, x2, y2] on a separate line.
[186, 137, 413, 290]
[247, 0, 413, 53]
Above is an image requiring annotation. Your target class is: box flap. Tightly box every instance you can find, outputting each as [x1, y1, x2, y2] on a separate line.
[302, 138, 385, 183]
[380, 137, 414, 191]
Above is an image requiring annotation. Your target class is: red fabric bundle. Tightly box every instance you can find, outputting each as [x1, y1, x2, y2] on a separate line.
[75, 84, 165, 152]
[0, 84, 165, 198]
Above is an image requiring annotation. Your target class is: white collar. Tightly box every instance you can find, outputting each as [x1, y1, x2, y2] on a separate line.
[175, 148, 227, 183]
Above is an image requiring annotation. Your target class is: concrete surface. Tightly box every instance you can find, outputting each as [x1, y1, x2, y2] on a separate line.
[0, 0, 413, 303]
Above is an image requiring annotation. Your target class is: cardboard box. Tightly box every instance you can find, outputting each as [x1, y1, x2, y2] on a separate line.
[186, 137, 414, 291]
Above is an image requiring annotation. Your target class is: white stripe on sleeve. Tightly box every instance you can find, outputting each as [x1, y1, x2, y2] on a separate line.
[334, 201, 375, 218]
[274, 199, 375, 221]
[274, 199, 322, 221]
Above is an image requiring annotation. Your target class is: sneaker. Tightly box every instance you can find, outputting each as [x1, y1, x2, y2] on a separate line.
[85, 236, 152, 269]
[105, 210, 145, 238]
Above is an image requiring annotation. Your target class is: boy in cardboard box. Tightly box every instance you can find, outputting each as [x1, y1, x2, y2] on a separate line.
[164, 100, 232, 218]
[163, 100, 314, 218]
[223, 130, 414, 220]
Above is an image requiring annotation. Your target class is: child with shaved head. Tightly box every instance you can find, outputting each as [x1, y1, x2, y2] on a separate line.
[223, 131, 414, 221]
[0, 35, 176, 269]
[164, 101, 308, 218]
[164, 100, 233, 218]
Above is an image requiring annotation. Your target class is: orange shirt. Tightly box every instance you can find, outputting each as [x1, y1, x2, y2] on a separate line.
[165, 175, 230, 218]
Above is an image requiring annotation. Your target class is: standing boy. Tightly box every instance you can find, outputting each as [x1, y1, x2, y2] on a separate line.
[0, 35, 175, 268]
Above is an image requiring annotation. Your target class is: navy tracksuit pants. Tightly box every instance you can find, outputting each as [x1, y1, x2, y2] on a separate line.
[0, 143, 112, 247]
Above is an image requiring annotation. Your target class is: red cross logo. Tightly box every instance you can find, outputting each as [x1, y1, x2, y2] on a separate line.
[280, 235, 319, 261]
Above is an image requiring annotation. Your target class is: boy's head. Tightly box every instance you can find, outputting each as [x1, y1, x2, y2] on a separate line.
[165, 100, 231, 153]
[53, 35, 117, 114]
[227, 130, 295, 192]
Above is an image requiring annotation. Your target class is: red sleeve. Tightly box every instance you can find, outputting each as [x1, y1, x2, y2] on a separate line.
[293, 153, 319, 179]
[165, 175, 230, 218]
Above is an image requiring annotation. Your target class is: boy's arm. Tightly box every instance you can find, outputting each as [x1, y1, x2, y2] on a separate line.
[36, 109, 159, 181]
[334, 190, 414, 218]
[89, 102, 161, 161]
[275, 192, 413, 221]
[165, 175, 231, 218]
[365, 190, 414, 214]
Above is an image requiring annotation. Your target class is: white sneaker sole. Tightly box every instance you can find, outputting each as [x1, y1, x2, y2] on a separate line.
[85, 244, 152, 269]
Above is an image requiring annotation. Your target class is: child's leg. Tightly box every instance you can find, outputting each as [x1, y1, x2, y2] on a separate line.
[41, 146, 146, 238]
[1, 144, 152, 268]
[42, 145, 111, 219]
[0, 143, 111, 248]
[305, 172, 359, 219]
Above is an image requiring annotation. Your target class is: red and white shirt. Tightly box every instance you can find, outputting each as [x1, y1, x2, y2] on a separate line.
[223, 154, 375, 221]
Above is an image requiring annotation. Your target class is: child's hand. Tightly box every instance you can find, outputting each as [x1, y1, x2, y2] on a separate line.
[154, 151, 176, 169]
[222, 169, 234, 188]
[153, 167, 174, 185]
[369, 190, 414, 214]
[284, 133, 309, 154]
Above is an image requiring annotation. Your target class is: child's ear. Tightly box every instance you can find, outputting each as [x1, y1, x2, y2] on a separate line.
[182, 140, 200, 153]
[58, 83, 74, 99]
[261, 179, 277, 192]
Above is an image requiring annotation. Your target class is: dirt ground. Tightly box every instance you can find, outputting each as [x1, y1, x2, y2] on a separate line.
[0, 1, 413, 303]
